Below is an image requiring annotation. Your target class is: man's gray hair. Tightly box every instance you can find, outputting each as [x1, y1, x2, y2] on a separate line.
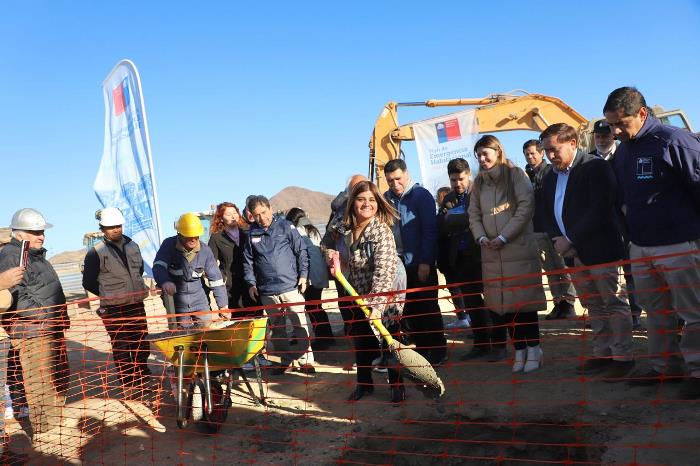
[246, 195, 270, 212]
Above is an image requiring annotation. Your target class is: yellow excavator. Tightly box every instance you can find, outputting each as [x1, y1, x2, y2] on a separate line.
[368, 91, 695, 192]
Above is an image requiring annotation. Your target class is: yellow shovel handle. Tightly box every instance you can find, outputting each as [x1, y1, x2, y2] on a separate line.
[334, 270, 395, 345]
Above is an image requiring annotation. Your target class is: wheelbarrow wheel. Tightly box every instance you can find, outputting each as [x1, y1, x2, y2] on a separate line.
[202, 383, 229, 434]
[190, 379, 206, 423]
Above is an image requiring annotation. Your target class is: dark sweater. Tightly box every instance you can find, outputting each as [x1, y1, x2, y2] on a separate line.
[612, 116, 700, 246]
[525, 161, 551, 233]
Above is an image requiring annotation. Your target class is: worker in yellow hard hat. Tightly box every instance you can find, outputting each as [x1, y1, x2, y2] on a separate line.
[153, 213, 229, 328]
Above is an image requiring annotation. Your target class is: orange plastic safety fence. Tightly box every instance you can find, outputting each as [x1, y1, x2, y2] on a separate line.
[0, 250, 699, 465]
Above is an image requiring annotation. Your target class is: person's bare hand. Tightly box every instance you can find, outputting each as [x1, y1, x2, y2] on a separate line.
[298, 277, 307, 294]
[417, 264, 430, 283]
[161, 282, 177, 296]
[324, 249, 338, 266]
[249, 286, 259, 301]
[0, 267, 24, 290]
[488, 238, 505, 250]
[553, 236, 573, 256]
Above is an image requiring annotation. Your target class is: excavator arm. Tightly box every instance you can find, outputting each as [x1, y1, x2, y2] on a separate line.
[369, 93, 588, 192]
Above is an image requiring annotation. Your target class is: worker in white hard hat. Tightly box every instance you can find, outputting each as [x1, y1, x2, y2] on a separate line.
[153, 213, 229, 328]
[82, 207, 152, 400]
[0, 208, 70, 438]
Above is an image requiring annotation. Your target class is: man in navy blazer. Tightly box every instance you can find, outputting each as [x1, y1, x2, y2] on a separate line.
[539, 123, 634, 381]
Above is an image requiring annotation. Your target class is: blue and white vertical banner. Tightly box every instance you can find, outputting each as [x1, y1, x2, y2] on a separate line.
[94, 59, 162, 276]
[413, 109, 479, 198]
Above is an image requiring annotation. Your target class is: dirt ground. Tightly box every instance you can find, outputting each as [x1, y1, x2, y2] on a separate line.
[6, 284, 699, 466]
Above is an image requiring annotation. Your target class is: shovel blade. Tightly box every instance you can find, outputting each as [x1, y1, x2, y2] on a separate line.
[390, 342, 445, 397]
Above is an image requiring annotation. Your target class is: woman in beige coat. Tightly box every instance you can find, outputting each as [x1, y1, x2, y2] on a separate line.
[468, 135, 546, 373]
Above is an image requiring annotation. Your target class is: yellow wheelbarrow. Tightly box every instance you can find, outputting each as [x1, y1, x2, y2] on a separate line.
[149, 317, 268, 433]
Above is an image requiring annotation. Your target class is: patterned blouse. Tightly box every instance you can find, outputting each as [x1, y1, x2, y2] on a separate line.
[344, 217, 404, 323]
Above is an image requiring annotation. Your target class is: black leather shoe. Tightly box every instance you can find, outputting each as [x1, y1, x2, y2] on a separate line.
[545, 302, 561, 320]
[461, 345, 491, 360]
[627, 368, 685, 386]
[487, 347, 508, 362]
[347, 384, 374, 401]
[390, 385, 406, 405]
[602, 360, 635, 383]
[677, 377, 700, 399]
[579, 357, 612, 375]
[556, 301, 576, 319]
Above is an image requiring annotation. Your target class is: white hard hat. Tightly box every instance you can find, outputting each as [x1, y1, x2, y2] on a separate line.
[98, 207, 126, 227]
[10, 208, 53, 231]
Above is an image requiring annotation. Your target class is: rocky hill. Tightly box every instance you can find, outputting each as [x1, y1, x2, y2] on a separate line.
[49, 249, 87, 264]
[270, 186, 336, 226]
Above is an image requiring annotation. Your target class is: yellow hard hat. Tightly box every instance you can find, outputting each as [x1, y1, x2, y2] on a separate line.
[175, 213, 204, 237]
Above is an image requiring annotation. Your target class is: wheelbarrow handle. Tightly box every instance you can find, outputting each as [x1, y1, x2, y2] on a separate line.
[176, 345, 187, 425]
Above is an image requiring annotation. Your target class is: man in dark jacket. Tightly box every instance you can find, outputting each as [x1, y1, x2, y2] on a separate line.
[540, 124, 634, 381]
[524, 139, 577, 320]
[384, 159, 447, 365]
[0, 208, 69, 437]
[83, 207, 151, 399]
[154, 212, 228, 328]
[243, 195, 315, 373]
[604, 86, 700, 398]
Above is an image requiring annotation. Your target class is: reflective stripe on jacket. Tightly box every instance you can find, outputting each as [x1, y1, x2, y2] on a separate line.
[153, 236, 228, 313]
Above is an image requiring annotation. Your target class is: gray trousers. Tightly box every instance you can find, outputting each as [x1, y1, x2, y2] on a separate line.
[534, 232, 576, 304]
[572, 258, 634, 360]
[630, 240, 700, 377]
[261, 289, 315, 365]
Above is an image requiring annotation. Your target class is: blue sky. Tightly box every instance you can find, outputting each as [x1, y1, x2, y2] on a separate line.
[1, 1, 699, 255]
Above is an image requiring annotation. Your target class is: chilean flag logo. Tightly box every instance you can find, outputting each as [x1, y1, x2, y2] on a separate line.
[435, 118, 461, 143]
[112, 79, 130, 116]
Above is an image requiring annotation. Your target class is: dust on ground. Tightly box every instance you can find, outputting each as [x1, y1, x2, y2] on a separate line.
[6, 285, 699, 465]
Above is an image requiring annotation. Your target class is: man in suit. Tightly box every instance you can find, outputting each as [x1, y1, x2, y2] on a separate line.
[539, 123, 635, 381]
[523, 139, 576, 320]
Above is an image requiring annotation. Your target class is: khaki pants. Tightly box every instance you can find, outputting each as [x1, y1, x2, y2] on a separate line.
[630, 241, 700, 377]
[11, 334, 69, 436]
[260, 290, 314, 365]
[0, 339, 9, 447]
[572, 258, 633, 360]
[534, 232, 576, 304]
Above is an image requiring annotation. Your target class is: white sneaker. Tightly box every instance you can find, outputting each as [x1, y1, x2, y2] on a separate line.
[446, 318, 471, 330]
[523, 345, 543, 373]
[4, 405, 13, 420]
[512, 349, 526, 373]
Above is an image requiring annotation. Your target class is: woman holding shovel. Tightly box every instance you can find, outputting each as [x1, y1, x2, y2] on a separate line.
[325, 180, 408, 404]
